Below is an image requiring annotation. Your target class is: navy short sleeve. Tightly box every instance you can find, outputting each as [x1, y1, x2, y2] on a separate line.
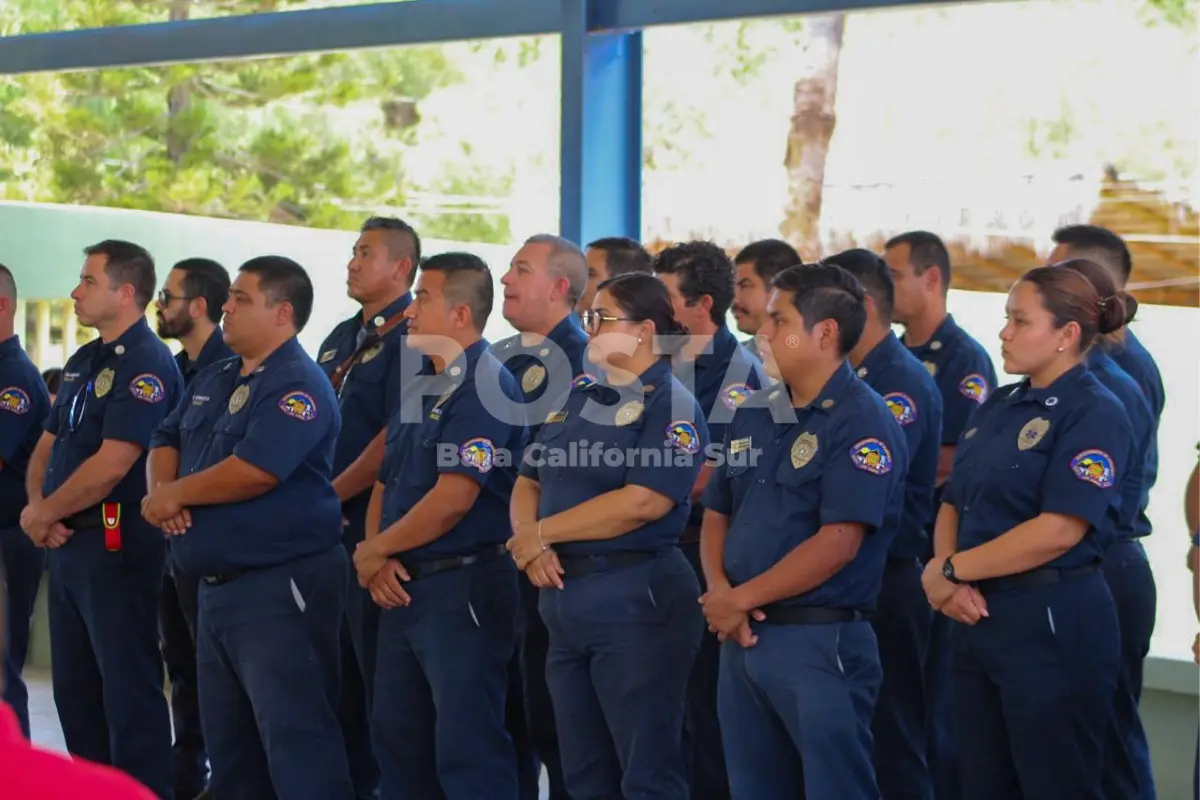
[150, 388, 187, 452]
[438, 389, 521, 487]
[1039, 401, 1133, 529]
[701, 426, 734, 516]
[940, 348, 996, 445]
[234, 381, 337, 482]
[624, 393, 708, 503]
[0, 380, 47, 463]
[818, 410, 904, 530]
[103, 355, 181, 448]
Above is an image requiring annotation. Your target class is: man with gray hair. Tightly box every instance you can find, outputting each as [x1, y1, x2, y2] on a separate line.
[491, 233, 594, 800]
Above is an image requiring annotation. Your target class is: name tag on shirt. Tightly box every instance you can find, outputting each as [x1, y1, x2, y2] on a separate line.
[319, 349, 338, 364]
[730, 437, 751, 454]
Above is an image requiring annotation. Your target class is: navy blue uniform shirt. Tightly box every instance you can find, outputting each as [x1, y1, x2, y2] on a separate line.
[1107, 330, 1162, 534]
[855, 331, 944, 559]
[902, 314, 997, 447]
[150, 337, 343, 575]
[490, 314, 592, 442]
[1087, 349, 1153, 543]
[378, 339, 528, 561]
[672, 325, 766, 528]
[704, 362, 907, 611]
[944, 364, 1134, 569]
[519, 358, 707, 557]
[44, 318, 184, 511]
[0, 336, 52, 526]
[176, 327, 235, 389]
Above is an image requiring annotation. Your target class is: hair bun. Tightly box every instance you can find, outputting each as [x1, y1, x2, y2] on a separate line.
[1097, 291, 1136, 334]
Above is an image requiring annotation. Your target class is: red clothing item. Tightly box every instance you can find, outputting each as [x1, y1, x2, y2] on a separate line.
[0, 703, 157, 799]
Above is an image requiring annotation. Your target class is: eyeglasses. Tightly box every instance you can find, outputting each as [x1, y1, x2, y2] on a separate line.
[67, 380, 93, 432]
[580, 309, 638, 334]
[157, 289, 196, 306]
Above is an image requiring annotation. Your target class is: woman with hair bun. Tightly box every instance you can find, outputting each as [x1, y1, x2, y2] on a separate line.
[1058, 257, 1158, 799]
[920, 263, 1136, 799]
[505, 272, 706, 800]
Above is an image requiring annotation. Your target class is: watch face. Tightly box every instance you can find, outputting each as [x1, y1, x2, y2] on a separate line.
[942, 560, 954, 580]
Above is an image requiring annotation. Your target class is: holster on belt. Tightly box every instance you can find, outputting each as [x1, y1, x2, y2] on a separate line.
[61, 502, 122, 552]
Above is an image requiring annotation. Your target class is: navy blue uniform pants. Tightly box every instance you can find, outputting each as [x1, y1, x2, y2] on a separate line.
[953, 570, 1119, 799]
[372, 556, 519, 800]
[48, 530, 174, 799]
[871, 558, 934, 800]
[159, 560, 208, 797]
[197, 546, 352, 800]
[1100, 538, 1158, 800]
[0, 524, 45, 739]
[540, 548, 702, 800]
[924, 611, 959, 800]
[340, 534, 382, 800]
[719, 619, 882, 800]
[513, 577, 569, 800]
[680, 540, 729, 800]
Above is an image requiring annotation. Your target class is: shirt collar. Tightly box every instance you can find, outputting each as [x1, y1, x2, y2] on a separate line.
[225, 336, 305, 379]
[695, 325, 739, 371]
[362, 293, 413, 332]
[1005, 362, 1088, 408]
[425, 338, 489, 379]
[803, 359, 855, 413]
[0, 334, 22, 358]
[99, 317, 152, 355]
[179, 327, 227, 374]
[904, 313, 959, 353]
[855, 331, 904, 379]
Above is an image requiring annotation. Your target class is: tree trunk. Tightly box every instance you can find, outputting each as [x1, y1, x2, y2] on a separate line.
[166, 0, 192, 164]
[780, 13, 846, 261]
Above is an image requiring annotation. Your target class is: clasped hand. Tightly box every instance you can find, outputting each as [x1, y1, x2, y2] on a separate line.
[20, 503, 73, 548]
[699, 583, 765, 649]
[141, 482, 191, 535]
[921, 557, 988, 625]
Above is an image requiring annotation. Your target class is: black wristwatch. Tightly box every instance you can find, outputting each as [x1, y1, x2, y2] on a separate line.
[942, 556, 964, 585]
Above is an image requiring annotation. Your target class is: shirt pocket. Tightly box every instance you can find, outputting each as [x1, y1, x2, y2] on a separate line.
[773, 456, 823, 509]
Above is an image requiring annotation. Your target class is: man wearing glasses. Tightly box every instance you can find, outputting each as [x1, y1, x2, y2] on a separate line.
[21, 240, 184, 798]
[154, 257, 233, 800]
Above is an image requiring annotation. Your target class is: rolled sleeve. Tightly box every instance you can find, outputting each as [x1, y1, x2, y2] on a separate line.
[625, 397, 707, 504]
[819, 417, 904, 530]
[234, 381, 333, 482]
[1039, 404, 1133, 529]
[437, 390, 518, 487]
[102, 359, 180, 448]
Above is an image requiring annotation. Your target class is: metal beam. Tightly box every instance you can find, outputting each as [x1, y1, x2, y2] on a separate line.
[559, 0, 643, 245]
[0, 0, 973, 75]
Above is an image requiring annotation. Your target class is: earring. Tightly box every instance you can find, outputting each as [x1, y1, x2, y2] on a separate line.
[637, 337, 643, 344]
[1056, 346, 1064, 352]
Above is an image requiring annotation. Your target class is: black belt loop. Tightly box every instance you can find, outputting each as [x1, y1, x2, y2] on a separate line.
[557, 550, 661, 579]
[976, 561, 1100, 596]
[401, 542, 507, 581]
[758, 606, 873, 625]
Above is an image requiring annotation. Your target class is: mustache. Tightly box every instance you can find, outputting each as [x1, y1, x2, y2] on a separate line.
[731, 304, 749, 316]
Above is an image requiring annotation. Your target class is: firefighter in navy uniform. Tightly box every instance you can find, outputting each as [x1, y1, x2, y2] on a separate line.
[493, 233, 591, 800]
[153, 257, 233, 800]
[317, 216, 419, 800]
[22, 241, 182, 798]
[144, 256, 353, 799]
[0, 264, 53, 740]
[655, 241, 766, 799]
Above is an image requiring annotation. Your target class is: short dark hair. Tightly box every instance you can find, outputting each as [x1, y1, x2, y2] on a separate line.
[885, 230, 951, 294]
[419, 252, 494, 331]
[586, 237, 653, 278]
[734, 239, 800, 284]
[42, 367, 63, 394]
[1051, 224, 1132, 283]
[173, 258, 231, 324]
[771, 264, 867, 356]
[596, 272, 688, 356]
[822, 248, 895, 324]
[0, 264, 16, 302]
[362, 216, 422, 284]
[652, 241, 735, 324]
[84, 240, 157, 309]
[238, 256, 314, 332]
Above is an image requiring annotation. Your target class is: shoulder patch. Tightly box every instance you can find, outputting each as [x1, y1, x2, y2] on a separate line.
[459, 438, 495, 473]
[665, 420, 701, 455]
[721, 383, 752, 411]
[572, 372, 597, 389]
[278, 391, 318, 421]
[1070, 449, 1115, 489]
[883, 392, 918, 427]
[129, 373, 166, 404]
[0, 386, 32, 415]
[850, 438, 893, 476]
[958, 373, 989, 404]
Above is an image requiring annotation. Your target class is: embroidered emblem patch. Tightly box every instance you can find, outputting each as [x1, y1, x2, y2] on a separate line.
[850, 438, 893, 476]
[721, 383, 752, 411]
[665, 421, 701, 455]
[958, 373, 989, 404]
[279, 391, 318, 421]
[1070, 449, 1115, 488]
[129, 373, 166, 404]
[459, 438, 495, 473]
[572, 372, 597, 389]
[0, 386, 31, 415]
[883, 392, 918, 427]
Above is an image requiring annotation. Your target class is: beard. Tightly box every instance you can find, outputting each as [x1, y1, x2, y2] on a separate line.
[156, 313, 194, 341]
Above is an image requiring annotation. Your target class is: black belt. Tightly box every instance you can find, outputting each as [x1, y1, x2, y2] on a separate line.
[400, 543, 507, 581]
[679, 524, 701, 545]
[203, 567, 261, 586]
[976, 562, 1100, 595]
[886, 556, 921, 570]
[62, 505, 105, 529]
[557, 550, 659, 579]
[759, 605, 873, 625]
